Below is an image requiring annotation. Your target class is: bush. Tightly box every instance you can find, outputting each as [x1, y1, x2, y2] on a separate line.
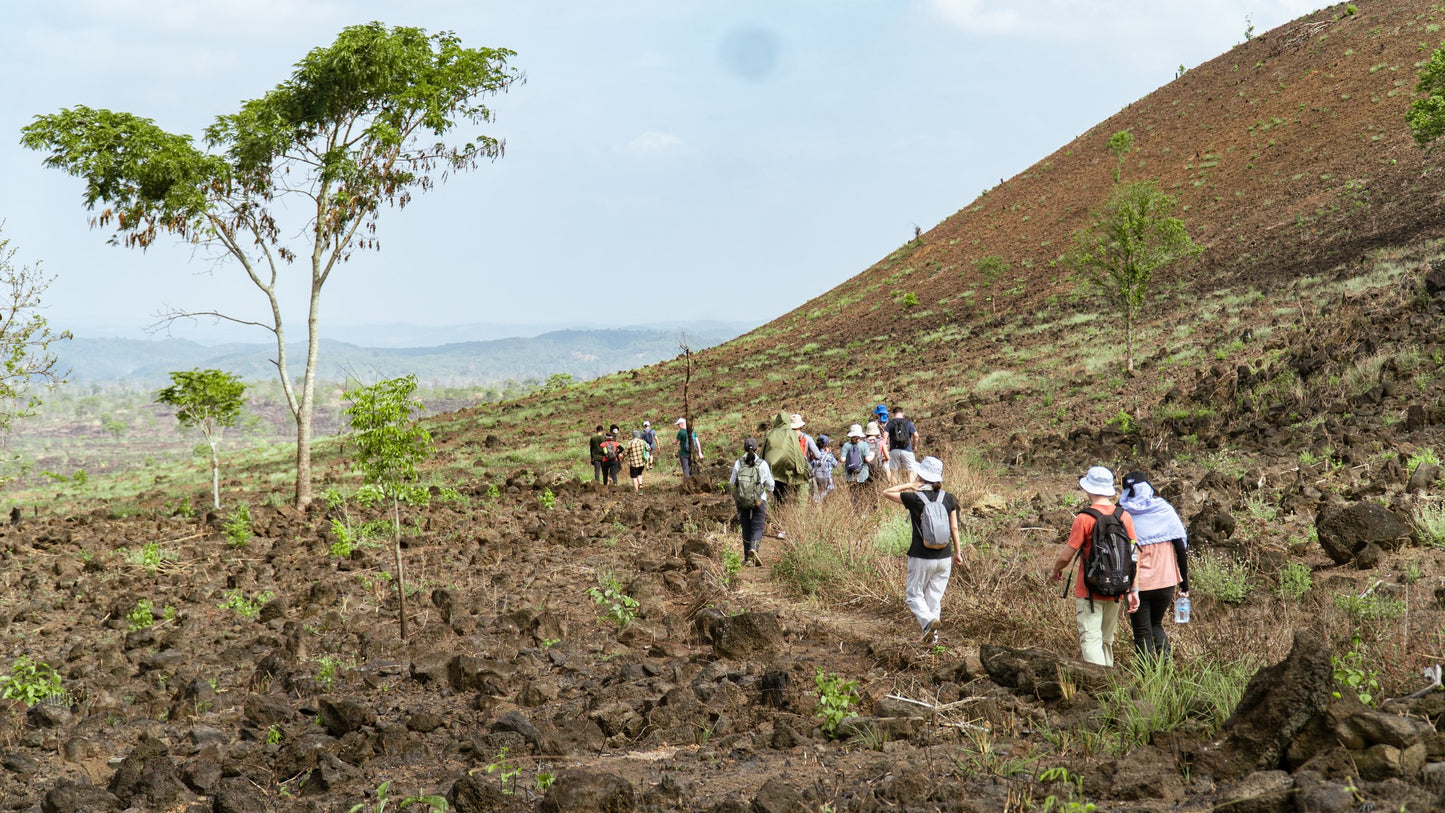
[1277, 562, 1312, 601]
[1415, 502, 1445, 547]
[814, 669, 860, 738]
[0, 656, 65, 706]
[1190, 552, 1252, 604]
[1091, 655, 1259, 755]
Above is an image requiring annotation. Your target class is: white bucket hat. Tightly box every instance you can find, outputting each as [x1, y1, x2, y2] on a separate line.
[847, 424, 865, 439]
[675, 418, 687, 428]
[1079, 466, 1116, 497]
[917, 456, 944, 483]
[789, 413, 806, 429]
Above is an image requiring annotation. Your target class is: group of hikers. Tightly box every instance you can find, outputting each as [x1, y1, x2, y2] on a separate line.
[590, 404, 1190, 666]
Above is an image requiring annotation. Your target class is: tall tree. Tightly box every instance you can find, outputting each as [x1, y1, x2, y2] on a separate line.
[22, 23, 521, 508]
[1064, 181, 1202, 373]
[1408, 43, 1445, 147]
[343, 375, 431, 641]
[156, 368, 246, 510]
[0, 227, 70, 432]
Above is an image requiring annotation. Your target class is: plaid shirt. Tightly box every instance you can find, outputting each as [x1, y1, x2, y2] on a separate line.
[624, 438, 649, 467]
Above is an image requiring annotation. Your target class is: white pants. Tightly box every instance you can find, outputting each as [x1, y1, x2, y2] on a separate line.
[906, 556, 952, 632]
[1074, 597, 1122, 666]
[889, 449, 918, 475]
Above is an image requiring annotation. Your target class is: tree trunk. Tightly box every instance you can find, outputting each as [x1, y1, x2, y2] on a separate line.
[209, 438, 221, 510]
[1125, 310, 1135, 374]
[293, 275, 324, 509]
[393, 495, 408, 640]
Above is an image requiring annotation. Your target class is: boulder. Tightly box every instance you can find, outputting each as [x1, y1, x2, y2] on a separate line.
[1194, 631, 1333, 781]
[41, 780, 120, 813]
[1187, 506, 1236, 548]
[539, 769, 634, 813]
[694, 610, 783, 660]
[106, 734, 192, 809]
[1407, 462, 1442, 494]
[318, 697, 376, 737]
[1316, 503, 1414, 565]
[447, 772, 513, 813]
[1211, 770, 1293, 813]
[979, 644, 1110, 700]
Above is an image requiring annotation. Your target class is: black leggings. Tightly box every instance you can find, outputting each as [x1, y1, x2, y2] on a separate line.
[1130, 586, 1176, 658]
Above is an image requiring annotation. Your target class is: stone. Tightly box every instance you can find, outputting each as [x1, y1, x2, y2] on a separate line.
[1407, 462, 1442, 494]
[1195, 631, 1333, 781]
[211, 777, 268, 813]
[750, 775, 808, 813]
[318, 697, 376, 737]
[1187, 506, 1236, 547]
[539, 769, 635, 813]
[447, 771, 512, 812]
[1211, 770, 1293, 813]
[1316, 502, 1414, 565]
[979, 644, 1110, 700]
[491, 710, 543, 750]
[694, 610, 783, 660]
[107, 734, 192, 809]
[1104, 744, 1186, 802]
[41, 779, 120, 813]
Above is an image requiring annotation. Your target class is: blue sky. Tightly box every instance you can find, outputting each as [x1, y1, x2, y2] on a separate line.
[0, 0, 1321, 343]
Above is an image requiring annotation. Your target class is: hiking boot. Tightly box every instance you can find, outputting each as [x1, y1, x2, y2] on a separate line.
[775, 530, 787, 540]
[747, 550, 761, 567]
[920, 619, 938, 643]
[931, 630, 940, 645]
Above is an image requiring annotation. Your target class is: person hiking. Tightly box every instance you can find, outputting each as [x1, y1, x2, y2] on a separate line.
[640, 420, 658, 466]
[1048, 466, 1140, 666]
[882, 457, 963, 644]
[607, 425, 624, 484]
[884, 407, 919, 483]
[588, 425, 609, 482]
[811, 434, 839, 502]
[729, 438, 775, 566]
[839, 424, 875, 499]
[1119, 470, 1190, 659]
[598, 429, 622, 486]
[675, 418, 703, 478]
[865, 421, 889, 478]
[873, 403, 890, 428]
[624, 430, 651, 492]
[762, 412, 815, 509]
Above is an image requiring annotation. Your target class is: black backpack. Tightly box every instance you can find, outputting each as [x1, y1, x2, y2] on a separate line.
[1077, 506, 1135, 603]
[887, 419, 911, 450]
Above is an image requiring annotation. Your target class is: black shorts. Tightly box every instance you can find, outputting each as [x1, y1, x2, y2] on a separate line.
[629, 466, 645, 478]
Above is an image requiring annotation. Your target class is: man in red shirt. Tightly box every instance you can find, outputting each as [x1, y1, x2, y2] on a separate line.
[1048, 466, 1140, 666]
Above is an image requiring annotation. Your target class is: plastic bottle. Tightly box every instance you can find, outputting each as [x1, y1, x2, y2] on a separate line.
[1174, 595, 1191, 624]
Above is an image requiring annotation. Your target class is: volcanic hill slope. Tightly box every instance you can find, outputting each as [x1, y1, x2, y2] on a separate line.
[12, 1, 1445, 811]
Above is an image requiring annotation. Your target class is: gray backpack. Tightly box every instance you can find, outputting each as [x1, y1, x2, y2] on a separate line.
[919, 489, 952, 549]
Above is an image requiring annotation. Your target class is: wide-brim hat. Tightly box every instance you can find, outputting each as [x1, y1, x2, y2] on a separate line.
[865, 421, 881, 437]
[789, 413, 805, 429]
[1079, 466, 1116, 497]
[917, 456, 944, 483]
[675, 418, 687, 428]
[847, 424, 865, 438]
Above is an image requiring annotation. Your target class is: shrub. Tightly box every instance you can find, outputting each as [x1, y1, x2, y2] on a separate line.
[0, 656, 65, 706]
[814, 669, 860, 738]
[1190, 552, 1252, 604]
[585, 579, 638, 629]
[1415, 502, 1445, 547]
[222, 503, 252, 548]
[1277, 563, 1312, 601]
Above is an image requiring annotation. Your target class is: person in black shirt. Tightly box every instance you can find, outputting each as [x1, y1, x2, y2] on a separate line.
[882, 456, 962, 644]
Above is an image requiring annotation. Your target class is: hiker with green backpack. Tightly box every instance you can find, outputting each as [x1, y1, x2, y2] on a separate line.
[882, 456, 963, 645]
[729, 438, 775, 566]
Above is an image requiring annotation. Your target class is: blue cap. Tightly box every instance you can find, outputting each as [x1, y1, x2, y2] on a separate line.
[874, 404, 888, 416]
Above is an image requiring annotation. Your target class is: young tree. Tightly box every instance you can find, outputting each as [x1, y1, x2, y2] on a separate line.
[0, 228, 70, 431]
[1107, 129, 1134, 183]
[22, 23, 521, 508]
[1408, 44, 1445, 147]
[343, 375, 431, 641]
[1065, 181, 1202, 373]
[156, 368, 246, 510]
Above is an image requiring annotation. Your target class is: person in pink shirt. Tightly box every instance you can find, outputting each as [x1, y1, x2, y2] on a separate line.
[1119, 471, 1190, 659]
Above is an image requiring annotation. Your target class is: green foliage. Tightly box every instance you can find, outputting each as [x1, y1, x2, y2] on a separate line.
[125, 599, 174, 631]
[218, 589, 274, 620]
[538, 488, 556, 510]
[266, 723, 284, 744]
[344, 376, 432, 504]
[1107, 410, 1137, 434]
[1064, 180, 1202, 371]
[482, 748, 521, 794]
[156, 368, 245, 509]
[1190, 553, 1251, 604]
[1107, 129, 1134, 182]
[814, 669, 860, 738]
[0, 656, 65, 706]
[586, 579, 639, 629]
[1092, 655, 1258, 755]
[486, 483, 501, 499]
[127, 541, 175, 573]
[222, 503, 252, 548]
[721, 549, 742, 586]
[534, 771, 556, 793]
[1277, 563, 1312, 601]
[349, 780, 448, 813]
[1410, 43, 1445, 147]
[901, 292, 919, 308]
[1332, 636, 1380, 706]
[316, 657, 342, 691]
[1335, 590, 1407, 623]
[542, 372, 574, 390]
[975, 255, 1009, 282]
[1039, 767, 1097, 813]
[1409, 447, 1440, 471]
[0, 229, 71, 433]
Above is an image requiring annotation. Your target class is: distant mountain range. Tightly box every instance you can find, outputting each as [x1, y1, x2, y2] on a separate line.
[58, 322, 754, 387]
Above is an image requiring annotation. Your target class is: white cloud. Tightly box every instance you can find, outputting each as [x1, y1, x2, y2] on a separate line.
[625, 131, 682, 153]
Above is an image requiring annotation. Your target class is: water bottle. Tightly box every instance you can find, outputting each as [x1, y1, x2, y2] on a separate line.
[1174, 595, 1191, 624]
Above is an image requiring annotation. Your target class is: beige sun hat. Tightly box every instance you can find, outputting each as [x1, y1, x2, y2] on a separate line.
[865, 421, 881, 437]
[847, 424, 865, 438]
[789, 413, 806, 429]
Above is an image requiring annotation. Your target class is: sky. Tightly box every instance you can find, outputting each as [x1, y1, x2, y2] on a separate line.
[0, 0, 1323, 344]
